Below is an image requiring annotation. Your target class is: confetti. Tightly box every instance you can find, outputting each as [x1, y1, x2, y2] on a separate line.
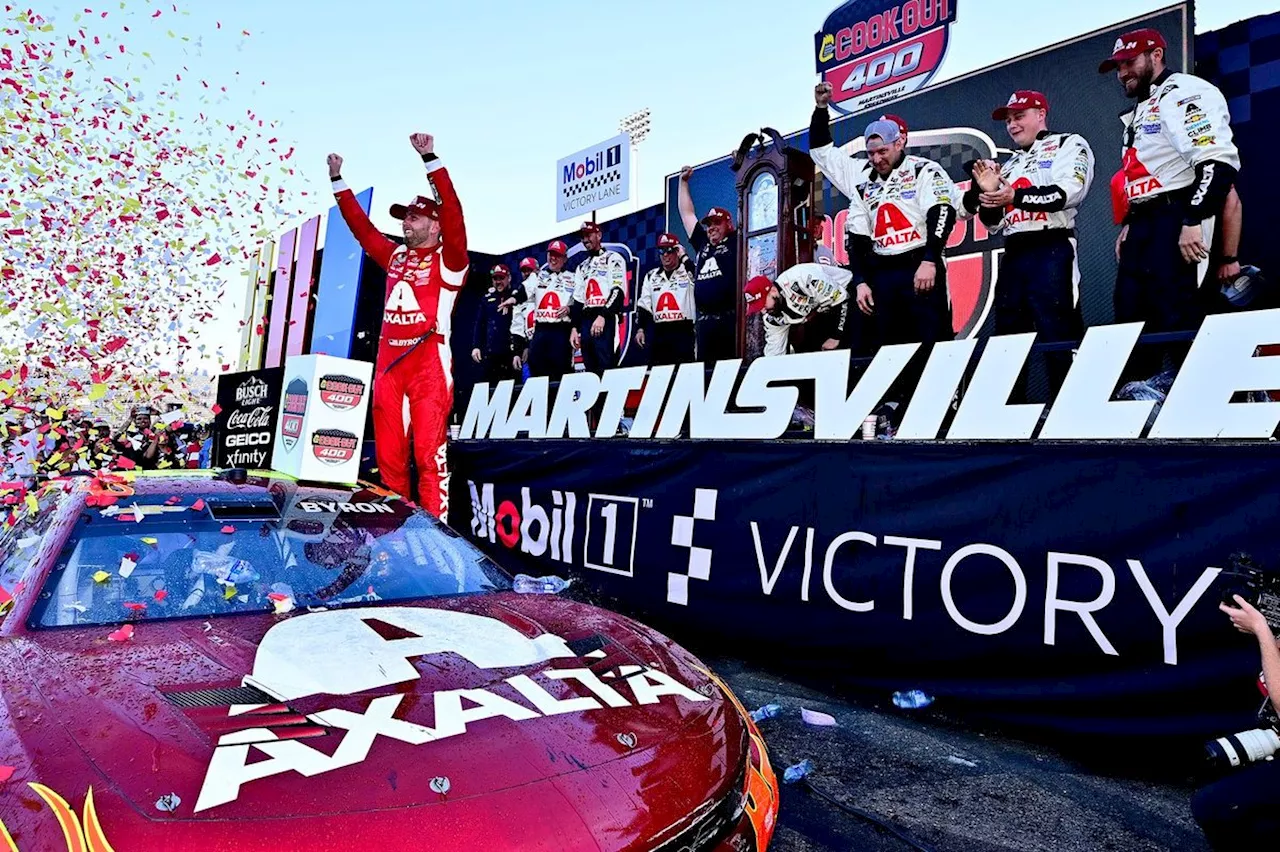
[0, 766, 14, 784]
[220, 524, 235, 534]
[92, 570, 111, 583]
[118, 554, 137, 577]
[155, 793, 181, 812]
[0, 3, 308, 467]
[123, 601, 146, 612]
[190, 498, 205, 512]
[107, 624, 135, 641]
[153, 589, 168, 602]
[801, 708, 838, 727]
[140, 536, 157, 545]
[267, 592, 293, 614]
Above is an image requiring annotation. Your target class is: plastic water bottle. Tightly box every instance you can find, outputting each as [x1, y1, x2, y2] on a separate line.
[892, 689, 934, 710]
[512, 574, 571, 595]
[749, 703, 782, 723]
[782, 759, 813, 785]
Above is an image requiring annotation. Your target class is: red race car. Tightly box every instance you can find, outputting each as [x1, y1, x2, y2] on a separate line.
[0, 471, 778, 851]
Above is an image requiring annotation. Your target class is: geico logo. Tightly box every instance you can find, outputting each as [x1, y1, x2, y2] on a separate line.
[225, 432, 271, 447]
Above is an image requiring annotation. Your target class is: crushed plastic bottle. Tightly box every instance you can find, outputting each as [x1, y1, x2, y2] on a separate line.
[749, 703, 782, 723]
[512, 574, 571, 595]
[892, 689, 934, 710]
[782, 759, 813, 785]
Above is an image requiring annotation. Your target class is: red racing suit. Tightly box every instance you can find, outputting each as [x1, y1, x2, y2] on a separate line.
[331, 155, 468, 520]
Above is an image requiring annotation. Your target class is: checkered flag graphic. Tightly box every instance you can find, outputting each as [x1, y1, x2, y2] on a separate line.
[667, 489, 718, 606]
[562, 170, 622, 198]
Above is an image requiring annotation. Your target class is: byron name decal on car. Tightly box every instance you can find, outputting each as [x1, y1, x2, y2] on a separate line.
[195, 608, 709, 812]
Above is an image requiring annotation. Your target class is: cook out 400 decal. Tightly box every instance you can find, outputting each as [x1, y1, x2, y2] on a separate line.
[193, 608, 711, 812]
[815, 0, 958, 112]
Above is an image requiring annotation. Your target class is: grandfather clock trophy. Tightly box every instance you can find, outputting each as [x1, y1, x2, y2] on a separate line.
[730, 127, 816, 360]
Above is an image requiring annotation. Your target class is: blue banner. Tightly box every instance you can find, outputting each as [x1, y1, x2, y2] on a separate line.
[450, 440, 1278, 740]
[311, 187, 373, 359]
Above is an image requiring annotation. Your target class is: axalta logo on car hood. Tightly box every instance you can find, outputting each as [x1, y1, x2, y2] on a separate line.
[195, 607, 711, 812]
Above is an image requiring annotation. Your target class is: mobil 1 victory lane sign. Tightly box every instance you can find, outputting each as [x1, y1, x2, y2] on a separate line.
[556, 133, 630, 223]
[815, 0, 958, 112]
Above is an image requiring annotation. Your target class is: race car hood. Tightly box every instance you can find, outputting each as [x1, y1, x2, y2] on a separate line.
[8, 593, 745, 825]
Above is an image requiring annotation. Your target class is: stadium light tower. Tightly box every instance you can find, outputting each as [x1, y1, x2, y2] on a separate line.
[619, 108, 652, 212]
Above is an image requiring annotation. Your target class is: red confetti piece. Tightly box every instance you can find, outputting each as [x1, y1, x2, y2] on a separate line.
[220, 525, 235, 534]
[190, 499, 205, 512]
[154, 589, 168, 602]
[124, 602, 146, 612]
[107, 624, 134, 642]
[0, 766, 14, 784]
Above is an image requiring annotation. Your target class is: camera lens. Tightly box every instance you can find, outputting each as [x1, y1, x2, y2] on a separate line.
[1205, 728, 1280, 769]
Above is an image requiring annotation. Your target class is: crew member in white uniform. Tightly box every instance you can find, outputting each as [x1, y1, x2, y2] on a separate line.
[635, 233, 697, 365]
[1100, 27, 1240, 378]
[743, 263, 852, 357]
[963, 90, 1095, 399]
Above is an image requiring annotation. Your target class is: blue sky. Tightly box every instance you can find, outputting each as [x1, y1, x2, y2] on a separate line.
[25, 0, 1280, 366]
[169, 0, 1275, 254]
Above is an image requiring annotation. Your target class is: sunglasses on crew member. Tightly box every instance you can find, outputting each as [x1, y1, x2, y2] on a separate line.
[659, 247, 678, 254]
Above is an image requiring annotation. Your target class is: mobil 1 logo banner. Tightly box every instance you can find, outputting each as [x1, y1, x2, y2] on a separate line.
[213, 367, 283, 470]
[814, 0, 958, 113]
[466, 481, 655, 582]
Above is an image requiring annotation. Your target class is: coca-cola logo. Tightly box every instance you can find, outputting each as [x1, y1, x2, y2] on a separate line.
[235, 377, 269, 406]
[226, 406, 274, 431]
[311, 429, 358, 466]
[319, 374, 366, 412]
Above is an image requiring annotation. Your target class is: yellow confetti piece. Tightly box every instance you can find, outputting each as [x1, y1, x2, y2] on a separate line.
[140, 537, 157, 545]
[92, 571, 111, 584]
[222, 585, 237, 601]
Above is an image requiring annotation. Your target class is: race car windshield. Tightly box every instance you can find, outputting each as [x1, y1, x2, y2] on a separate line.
[30, 497, 512, 628]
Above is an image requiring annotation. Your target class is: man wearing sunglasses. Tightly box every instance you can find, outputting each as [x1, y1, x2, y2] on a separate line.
[570, 222, 627, 376]
[1101, 27, 1240, 379]
[635, 233, 697, 365]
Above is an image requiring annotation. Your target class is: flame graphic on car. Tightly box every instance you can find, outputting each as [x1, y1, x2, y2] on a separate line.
[0, 784, 116, 852]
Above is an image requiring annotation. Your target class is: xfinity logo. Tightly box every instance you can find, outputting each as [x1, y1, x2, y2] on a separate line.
[461, 311, 1280, 441]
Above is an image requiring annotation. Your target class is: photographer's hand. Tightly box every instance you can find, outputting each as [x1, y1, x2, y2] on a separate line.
[1223, 595, 1280, 718]
[1221, 595, 1275, 642]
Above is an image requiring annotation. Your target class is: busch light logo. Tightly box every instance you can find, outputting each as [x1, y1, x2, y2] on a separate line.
[319, 373, 366, 412]
[815, 0, 958, 111]
[281, 377, 308, 452]
[235, 376, 269, 406]
[311, 428, 358, 465]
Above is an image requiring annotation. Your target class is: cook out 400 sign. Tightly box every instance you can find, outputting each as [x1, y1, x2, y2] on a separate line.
[815, 0, 958, 111]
